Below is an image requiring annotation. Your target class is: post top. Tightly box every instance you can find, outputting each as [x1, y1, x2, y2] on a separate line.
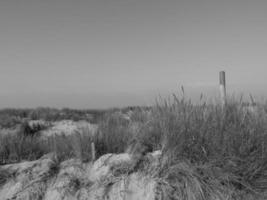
[219, 71, 226, 85]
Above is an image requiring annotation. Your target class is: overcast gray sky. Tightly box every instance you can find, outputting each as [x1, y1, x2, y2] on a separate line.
[0, 0, 267, 108]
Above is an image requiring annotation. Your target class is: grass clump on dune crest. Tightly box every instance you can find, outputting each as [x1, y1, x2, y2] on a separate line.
[146, 95, 267, 199]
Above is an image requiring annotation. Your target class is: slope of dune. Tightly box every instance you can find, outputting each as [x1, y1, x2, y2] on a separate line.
[0, 151, 159, 200]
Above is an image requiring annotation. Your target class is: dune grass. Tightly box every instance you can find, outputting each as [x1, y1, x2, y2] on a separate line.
[0, 94, 267, 199]
[145, 96, 267, 199]
[92, 95, 267, 198]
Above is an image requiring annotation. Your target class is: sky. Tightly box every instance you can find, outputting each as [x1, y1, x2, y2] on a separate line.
[1, 0, 267, 108]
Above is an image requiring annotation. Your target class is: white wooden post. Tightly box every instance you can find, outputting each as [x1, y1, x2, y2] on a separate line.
[219, 71, 226, 107]
[91, 142, 96, 161]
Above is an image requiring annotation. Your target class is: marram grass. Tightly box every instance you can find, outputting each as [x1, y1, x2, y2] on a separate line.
[0, 94, 267, 199]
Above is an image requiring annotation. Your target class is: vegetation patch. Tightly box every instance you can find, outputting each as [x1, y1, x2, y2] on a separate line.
[0, 94, 267, 199]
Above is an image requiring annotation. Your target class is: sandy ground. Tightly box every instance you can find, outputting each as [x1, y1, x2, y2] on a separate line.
[0, 151, 160, 200]
[40, 120, 98, 137]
